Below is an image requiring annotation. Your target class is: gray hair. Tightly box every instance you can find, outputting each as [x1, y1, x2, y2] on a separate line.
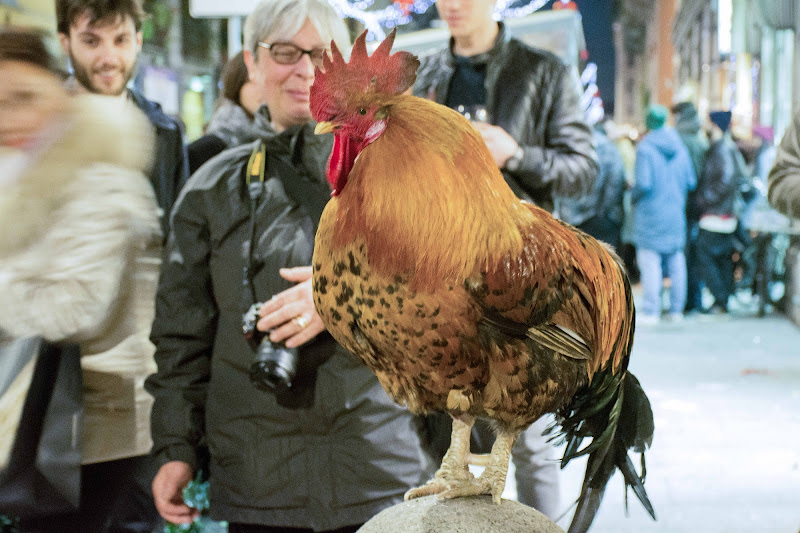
[244, 0, 350, 57]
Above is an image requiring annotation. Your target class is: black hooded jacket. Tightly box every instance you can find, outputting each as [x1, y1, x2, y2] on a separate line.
[145, 110, 433, 529]
[673, 103, 709, 222]
[696, 134, 744, 218]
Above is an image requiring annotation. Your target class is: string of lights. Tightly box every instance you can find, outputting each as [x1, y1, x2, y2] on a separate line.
[326, 0, 436, 39]
[328, 0, 563, 40]
[494, 0, 552, 21]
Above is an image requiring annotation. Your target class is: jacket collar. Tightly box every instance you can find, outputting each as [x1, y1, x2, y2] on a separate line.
[128, 89, 178, 131]
[206, 99, 261, 146]
[253, 105, 275, 137]
[251, 106, 317, 156]
[249, 107, 331, 180]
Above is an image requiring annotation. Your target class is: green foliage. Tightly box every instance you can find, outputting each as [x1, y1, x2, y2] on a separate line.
[141, 0, 173, 47]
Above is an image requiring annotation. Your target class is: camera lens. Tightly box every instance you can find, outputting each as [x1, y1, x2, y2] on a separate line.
[249, 338, 298, 392]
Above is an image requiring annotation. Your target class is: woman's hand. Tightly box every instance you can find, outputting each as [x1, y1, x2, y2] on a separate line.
[256, 266, 325, 348]
[152, 461, 199, 524]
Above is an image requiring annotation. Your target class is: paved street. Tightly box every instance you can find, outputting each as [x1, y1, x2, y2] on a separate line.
[497, 304, 800, 532]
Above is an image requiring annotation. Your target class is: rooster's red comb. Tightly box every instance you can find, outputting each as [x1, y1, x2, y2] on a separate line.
[311, 29, 420, 122]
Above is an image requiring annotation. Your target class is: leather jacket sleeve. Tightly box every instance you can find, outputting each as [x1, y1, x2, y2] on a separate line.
[768, 109, 800, 219]
[510, 65, 598, 199]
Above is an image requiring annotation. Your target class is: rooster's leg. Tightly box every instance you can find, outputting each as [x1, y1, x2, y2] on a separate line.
[404, 414, 475, 501]
[439, 429, 517, 504]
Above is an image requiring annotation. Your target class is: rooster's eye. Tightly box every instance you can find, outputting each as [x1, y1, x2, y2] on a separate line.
[359, 108, 367, 115]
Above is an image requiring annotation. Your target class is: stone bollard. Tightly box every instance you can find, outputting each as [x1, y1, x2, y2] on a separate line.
[358, 495, 565, 533]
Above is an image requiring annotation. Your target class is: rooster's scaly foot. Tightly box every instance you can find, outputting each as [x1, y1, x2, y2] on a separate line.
[438, 429, 517, 504]
[438, 466, 504, 504]
[406, 412, 476, 501]
[404, 460, 475, 500]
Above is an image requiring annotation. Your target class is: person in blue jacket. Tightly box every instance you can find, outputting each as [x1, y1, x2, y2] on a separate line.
[632, 104, 697, 325]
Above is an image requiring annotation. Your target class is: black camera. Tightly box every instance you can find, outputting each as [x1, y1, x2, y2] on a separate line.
[242, 303, 298, 392]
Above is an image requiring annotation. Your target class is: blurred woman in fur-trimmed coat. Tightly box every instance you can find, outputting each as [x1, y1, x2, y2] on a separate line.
[0, 29, 162, 533]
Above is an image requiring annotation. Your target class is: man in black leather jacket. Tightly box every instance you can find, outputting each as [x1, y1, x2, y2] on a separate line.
[413, 0, 598, 519]
[413, 5, 597, 215]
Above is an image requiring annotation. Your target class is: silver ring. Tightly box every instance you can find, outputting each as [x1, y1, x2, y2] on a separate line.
[294, 313, 310, 329]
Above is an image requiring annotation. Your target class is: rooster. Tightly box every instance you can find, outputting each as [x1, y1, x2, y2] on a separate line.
[310, 30, 655, 533]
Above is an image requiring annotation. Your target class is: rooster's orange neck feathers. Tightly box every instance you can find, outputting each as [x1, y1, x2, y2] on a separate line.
[312, 31, 533, 290]
[330, 98, 533, 291]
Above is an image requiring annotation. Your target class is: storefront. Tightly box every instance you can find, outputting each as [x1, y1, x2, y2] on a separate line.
[673, 0, 798, 143]
[749, 0, 798, 143]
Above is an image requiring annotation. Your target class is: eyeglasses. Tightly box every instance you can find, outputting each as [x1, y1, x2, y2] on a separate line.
[257, 41, 327, 67]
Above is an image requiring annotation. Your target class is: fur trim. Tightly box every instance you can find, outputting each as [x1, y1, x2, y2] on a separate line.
[0, 95, 153, 257]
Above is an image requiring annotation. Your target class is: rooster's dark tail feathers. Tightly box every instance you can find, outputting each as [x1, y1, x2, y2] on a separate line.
[556, 371, 655, 533]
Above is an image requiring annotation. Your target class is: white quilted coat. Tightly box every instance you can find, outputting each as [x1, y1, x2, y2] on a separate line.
[0, 95, 162, 465]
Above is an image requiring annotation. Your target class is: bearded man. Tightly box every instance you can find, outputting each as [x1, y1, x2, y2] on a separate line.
[57, 0, 187, 237]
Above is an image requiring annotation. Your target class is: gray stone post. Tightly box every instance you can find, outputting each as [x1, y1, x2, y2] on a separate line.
[358, 495, 565, 533]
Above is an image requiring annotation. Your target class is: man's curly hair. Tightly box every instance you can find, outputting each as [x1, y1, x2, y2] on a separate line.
[56, 0, 146, 35]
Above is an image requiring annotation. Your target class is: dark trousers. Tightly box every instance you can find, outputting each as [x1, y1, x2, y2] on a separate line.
[19, 455, 161, 533]
[697, 229, 735, 309]
[228, 524, 362, 533]
[685, 222, 704, 312]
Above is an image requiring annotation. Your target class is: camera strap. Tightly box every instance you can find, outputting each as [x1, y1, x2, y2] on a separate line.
[241, 138, 335, 409]
[244, 134, 331, 232]
[241, 135, 331, 305]
[243, 142, 267, 305]
[246, 141, 266, 186]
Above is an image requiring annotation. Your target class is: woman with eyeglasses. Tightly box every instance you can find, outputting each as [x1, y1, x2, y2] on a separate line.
[145, 1, 435, 532]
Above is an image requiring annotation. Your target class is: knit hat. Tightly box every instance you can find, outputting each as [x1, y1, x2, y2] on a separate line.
[709, 110, 732, 133]
[645, 105, 668, 131]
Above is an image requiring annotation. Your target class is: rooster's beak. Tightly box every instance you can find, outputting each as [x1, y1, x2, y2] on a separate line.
[315, 121, 336, 135]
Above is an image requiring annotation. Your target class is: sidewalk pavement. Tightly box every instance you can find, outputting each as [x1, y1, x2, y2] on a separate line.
[496, 307, 800, 532]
